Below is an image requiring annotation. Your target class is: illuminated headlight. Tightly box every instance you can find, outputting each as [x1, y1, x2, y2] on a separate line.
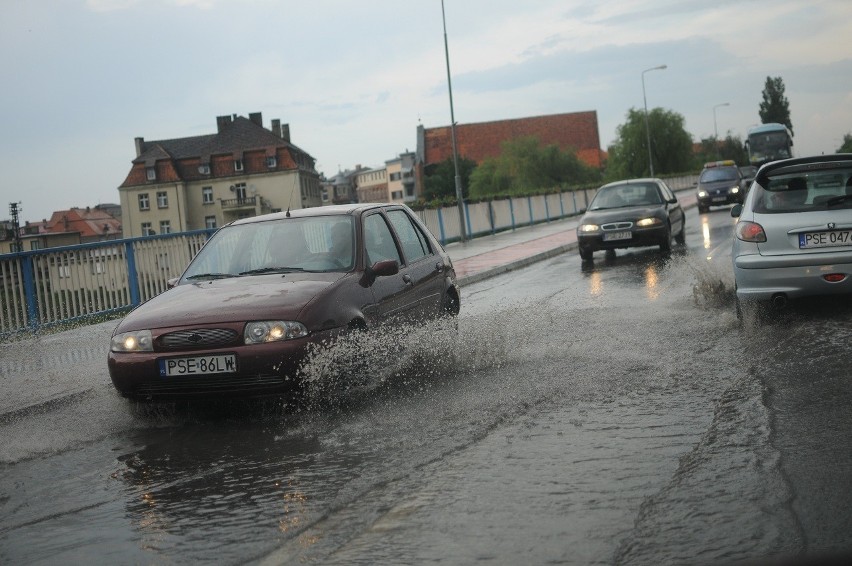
[697, 191, 708, 198]
[636, 217, 663, 227]
[244, 321, 308, 344]
[730, 186, 740, 194]
[111, 330, 153, 352]
[578, 224, 600, 233]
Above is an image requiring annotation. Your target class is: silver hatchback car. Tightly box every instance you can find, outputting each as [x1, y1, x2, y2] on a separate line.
[731, 154, 852, 319]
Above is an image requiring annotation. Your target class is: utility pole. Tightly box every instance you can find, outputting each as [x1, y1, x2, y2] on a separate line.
[9, 202, 23, 252]
[441, 0, 467, 242]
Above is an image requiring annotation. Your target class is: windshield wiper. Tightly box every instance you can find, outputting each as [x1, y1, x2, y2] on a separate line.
[826, 195, 850, 207]
[238, 267, 307, 276]
[185, 272, 240, 281]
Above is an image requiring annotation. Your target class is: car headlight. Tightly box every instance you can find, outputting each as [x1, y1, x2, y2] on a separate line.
[731, 186, 740, 194]
[697, 190, 708, 198]
[578, 224, 600, 233]
[636, 217, 662, 227]
[111, 330, 153, 352]
[244, 321, 308, 344]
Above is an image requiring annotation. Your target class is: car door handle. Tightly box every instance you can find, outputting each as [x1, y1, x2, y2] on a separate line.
[402, 274, 412, 284]
[435, 262, 444, 273]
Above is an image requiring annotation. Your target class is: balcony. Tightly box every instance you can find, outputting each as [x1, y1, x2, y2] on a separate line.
[220, 196, 257, 210]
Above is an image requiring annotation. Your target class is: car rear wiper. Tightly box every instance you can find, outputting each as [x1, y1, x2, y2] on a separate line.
[826, 195, 850, 207]
[238, 267, 307, 275]
[185, 272, 240, 280]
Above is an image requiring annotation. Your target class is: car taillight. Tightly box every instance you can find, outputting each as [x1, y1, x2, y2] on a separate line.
[823, 273, 847, 283]
[735, 221, 766, 243]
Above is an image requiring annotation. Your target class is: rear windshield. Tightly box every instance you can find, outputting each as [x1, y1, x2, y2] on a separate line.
[751, 172, 852, 213]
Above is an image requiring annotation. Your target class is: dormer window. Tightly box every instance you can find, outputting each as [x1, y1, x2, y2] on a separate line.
[234, 159, 244, 172]
[146, 167, 156, 181]
[198, 164, 210, 175]
[266, 156, 277, 169]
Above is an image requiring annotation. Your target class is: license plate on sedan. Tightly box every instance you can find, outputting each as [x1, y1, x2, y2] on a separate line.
[712, 196, 727, 202]
[603, 231, 632, 241]
[799, 230, 852, 249]
[158, 354, 237, 377]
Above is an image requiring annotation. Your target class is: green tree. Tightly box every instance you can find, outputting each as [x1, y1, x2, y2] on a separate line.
[758, 76, 793, 135]
[694, 134, 749, 167]
[838, 133, 852, 153]
[422, 157, 476, 201]
[605, 107, 694, 179]
[468, 136, 599, 197]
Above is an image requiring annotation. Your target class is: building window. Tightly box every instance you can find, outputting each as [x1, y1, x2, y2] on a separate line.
[157, 191, 168, 208]
[198, 164, 210, 175]
[160, 220, 171, 234]
[30, 241, 42, 250]
[391, 190, 403, 200]
[202, 186, 213, 204]
[141, 222, 154, 236]
[233, 182, 247, 201]
[266, 156, 277, 168]
[90, 260, 105, 275]
[58, 264, 70, 278]
[138, 193, 150, 211]
[390, 172, 401, 181]
[205, 216, 217, 229]
[234, 159, 244, 172]
[146, 167, 156, 181]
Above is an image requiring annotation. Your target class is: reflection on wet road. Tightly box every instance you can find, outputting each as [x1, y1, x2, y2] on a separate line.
[1, 206, 851, 564]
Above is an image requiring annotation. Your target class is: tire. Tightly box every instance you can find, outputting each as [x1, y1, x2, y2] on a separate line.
[675, 217, 686, 245]
[579, 246, 593, 261]
[698, 206, 708, 214]
[659, 225, 672, 253]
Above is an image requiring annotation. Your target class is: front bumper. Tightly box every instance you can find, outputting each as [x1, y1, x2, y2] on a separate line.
[578, 225, 668, 252]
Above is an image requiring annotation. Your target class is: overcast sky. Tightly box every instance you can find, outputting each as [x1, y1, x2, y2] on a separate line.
[2, 0, 851, 223]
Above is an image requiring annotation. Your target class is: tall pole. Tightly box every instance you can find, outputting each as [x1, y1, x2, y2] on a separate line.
[713, 102, 730, 139]
[642, 64, 667, 177]
[441, 0, 467, 242]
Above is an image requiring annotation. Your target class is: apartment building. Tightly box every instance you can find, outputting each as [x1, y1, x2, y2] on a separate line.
[119, 112, 321, 237]
[385, 151, 416, 203]
[354, 166, 388, 203]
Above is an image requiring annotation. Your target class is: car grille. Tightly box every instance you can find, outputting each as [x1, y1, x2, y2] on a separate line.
[602, 221, 633, 230]
[134, 374, 290, 397]
[159, 328, 240, 350]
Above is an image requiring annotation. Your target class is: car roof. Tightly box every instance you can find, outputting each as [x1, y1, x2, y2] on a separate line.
[599, 178, 660, 189]
[227, 203, 395, 226]
[755, 154, 852, 186]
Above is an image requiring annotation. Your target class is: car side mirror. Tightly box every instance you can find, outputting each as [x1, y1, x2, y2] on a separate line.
[167, 277, 179, 288]
[730, 204, 742, 217]
[363, 259, 399, 286]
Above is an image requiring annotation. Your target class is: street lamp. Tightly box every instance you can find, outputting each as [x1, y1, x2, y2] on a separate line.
[441, 0, 467, 243]
[713, 102, 730, 140]
[642, 64, 667, 177]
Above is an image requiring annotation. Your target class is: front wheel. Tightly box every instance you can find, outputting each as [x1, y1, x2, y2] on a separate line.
[675, 218, 686, 245]
[579, 246, 593, 261]
[659, 225, 672, 253]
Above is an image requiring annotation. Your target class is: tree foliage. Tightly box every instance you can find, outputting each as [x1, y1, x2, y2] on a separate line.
[422, 157, 476, 201]
[467, 136, 599, 198]
[694, 135, 749, 167]
[838, 133, 852, 154]
[605, 107, 694, 180]
[758, 76, 793, 136]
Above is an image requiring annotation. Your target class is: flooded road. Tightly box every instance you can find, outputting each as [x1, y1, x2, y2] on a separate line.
[2, 208, 851, 564]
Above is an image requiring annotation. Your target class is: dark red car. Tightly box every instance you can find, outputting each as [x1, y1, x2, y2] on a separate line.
[108, 203, 460, 402]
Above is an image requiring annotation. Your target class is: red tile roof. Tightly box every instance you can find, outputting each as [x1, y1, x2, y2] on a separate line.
[44, 208, 122, 238]
[421, 111, 603, 169]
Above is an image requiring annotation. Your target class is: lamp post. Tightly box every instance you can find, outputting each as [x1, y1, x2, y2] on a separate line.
[641, 64, 667, 177]
[441, 0, 467, 243]
[713, 102, 730, 140]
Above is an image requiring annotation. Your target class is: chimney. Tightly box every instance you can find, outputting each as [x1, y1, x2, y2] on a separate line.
[281, 123, 290, 142]
[216, 115, 233, 132]
[271, 119, 281, 137]
[249, 112, 263, 127]
[134, 137, 145, 157]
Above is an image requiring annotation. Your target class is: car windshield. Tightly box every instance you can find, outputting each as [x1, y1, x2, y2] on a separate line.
[700, 167, 739, 183]
[589, 183, 662, 210]
[752, 172, 852, 213]
[182, 216, 355, 280]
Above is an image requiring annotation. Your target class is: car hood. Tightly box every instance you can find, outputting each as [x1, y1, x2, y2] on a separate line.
[117, 273, 341, 331]
[580, 205, 665, 224]
[698, 180, 738, 191]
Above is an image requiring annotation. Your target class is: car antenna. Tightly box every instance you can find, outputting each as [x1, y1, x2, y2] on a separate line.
[285, 175, 296, 217]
